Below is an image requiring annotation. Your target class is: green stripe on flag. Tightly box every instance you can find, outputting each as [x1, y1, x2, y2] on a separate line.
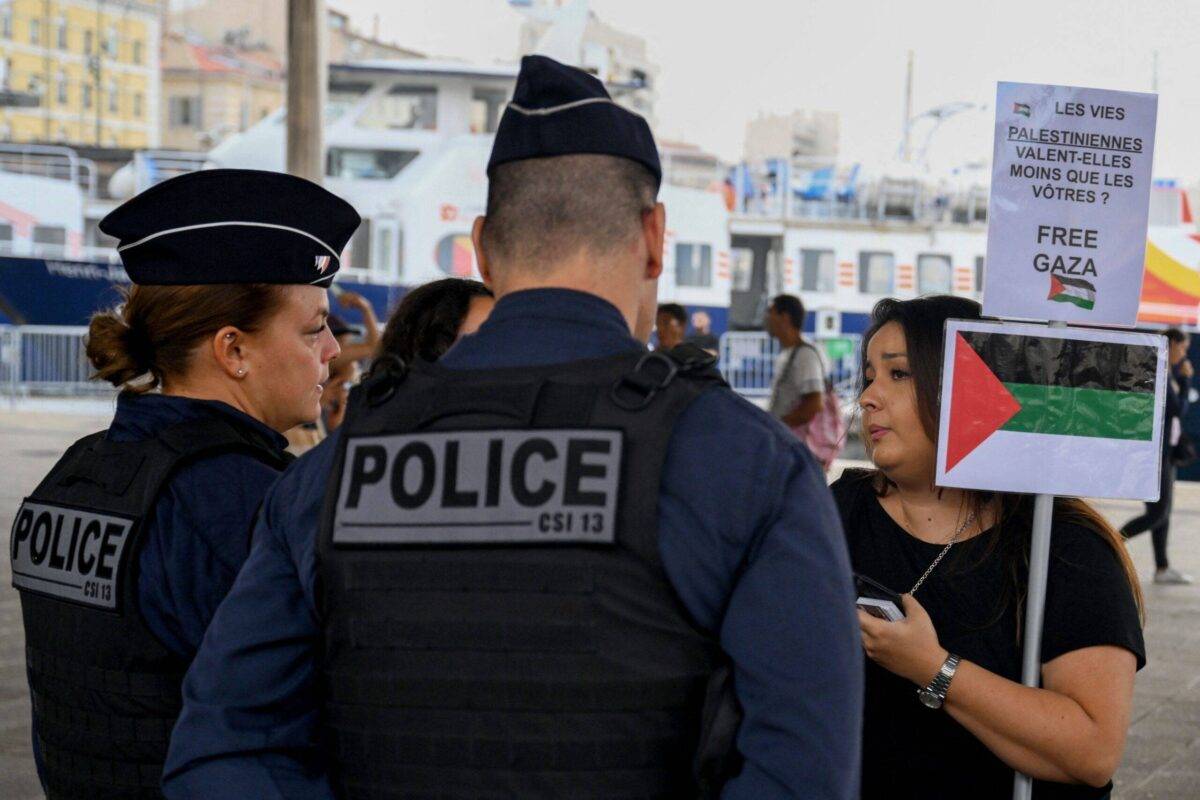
[1049, 293, 1095, 311]
[1000, 383, 1154, 440]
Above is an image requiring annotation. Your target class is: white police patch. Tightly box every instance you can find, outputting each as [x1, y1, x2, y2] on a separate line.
[10, 501, 134, 610]
[333, 429, 623, 545]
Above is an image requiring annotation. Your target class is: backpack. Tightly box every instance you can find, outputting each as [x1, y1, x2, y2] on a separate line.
[782, 342, 847, 470]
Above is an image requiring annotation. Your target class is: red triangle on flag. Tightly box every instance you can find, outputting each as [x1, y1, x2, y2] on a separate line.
[1047, 274, 1065, 299]
[944, 333, 1022, 473]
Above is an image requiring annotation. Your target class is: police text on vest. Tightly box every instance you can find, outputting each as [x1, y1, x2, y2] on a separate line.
[332, 429, 623, 544]
[10, 501, 133, 610]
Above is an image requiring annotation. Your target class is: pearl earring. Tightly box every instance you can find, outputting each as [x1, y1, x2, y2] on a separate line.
[237, 368, 245, 376]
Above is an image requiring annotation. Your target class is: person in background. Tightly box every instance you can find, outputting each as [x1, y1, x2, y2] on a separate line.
[11, 169, 357, 799]
[655, 301, 687, 350]
[287, 281, 494, 452]
[375, 277, 494, 367]
[1122, 327, 1194, 584]
[686, 309, 720, 356]
[331, 289, 382, 364]
[837, 295, 1144, 798]
[766, 293, 825, 431]
[164, 55, 861, 800]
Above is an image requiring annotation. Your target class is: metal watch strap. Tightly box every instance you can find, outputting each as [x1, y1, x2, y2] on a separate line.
[924, 652, 961, 703]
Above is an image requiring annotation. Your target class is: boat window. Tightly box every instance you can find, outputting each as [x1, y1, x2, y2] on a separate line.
[676, 243, 713, 287]
[975, 256, 985, 292]
[917, 253, 952, 294]
[436, 233, 476, 277]
[858, 251, 894, 294]
[328, 80, 372, 121]
[470, 87, 507, 133]
[730, 248, 753, 292]
[374, 226, 393, 275]
[358, 84, 437, 130]
[800, 249, 836, 293]
[326, 148, 418, 180]
[32, 225, 66, 256]
[346, 219, 371, 271]
[0, 223, 12, 251]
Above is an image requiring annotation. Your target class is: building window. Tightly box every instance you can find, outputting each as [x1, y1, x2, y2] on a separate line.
[29, 18, 41, 46]
[132, 40, 143, 64]
[108, 84, 118, 113]
[470, 87, 506, 133]
[0, 223, 13, 251]
[325, 148, 418, 180]
[858, 251, 895, 294]
[56, 73, 67, 104]
[82, 83, 92, 109]
[57, 19, 67, 49]
[169, 96, 202, 127]
[916, 253, 952, 294]
[84, 30, 93, 54]
[104, 28, 117, 57]
[1, 11, 11, 40]
[359, 85, 437, 130]
[133, 93, 142, 118]
[676, 243, 713, 287]
[800, 248, 836, 293]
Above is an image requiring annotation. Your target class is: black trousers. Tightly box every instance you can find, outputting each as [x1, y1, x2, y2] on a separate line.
[1121, 460, 1175, 570]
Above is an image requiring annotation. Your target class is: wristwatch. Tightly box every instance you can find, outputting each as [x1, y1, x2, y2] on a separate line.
[917, 653, 961, 710]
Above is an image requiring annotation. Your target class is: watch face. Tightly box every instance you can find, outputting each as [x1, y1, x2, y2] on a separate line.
[918, 689, 942, 709]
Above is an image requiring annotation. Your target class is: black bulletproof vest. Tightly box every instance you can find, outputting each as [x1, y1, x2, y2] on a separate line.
[318, 347, 730, 799]
[10, 417, 291, 800]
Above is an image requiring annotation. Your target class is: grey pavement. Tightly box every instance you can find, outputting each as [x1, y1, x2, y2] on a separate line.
[1, 407, 1199, 798]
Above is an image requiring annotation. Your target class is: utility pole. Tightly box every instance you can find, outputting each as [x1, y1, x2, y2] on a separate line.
[286, 0, 326, 184]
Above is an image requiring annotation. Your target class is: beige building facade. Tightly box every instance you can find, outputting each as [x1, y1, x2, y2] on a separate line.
[744, 109, 840, 165]
[160, 32, 284, 151]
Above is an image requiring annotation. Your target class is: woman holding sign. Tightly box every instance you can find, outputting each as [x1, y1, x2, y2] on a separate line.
[834, 295, 1144, 798]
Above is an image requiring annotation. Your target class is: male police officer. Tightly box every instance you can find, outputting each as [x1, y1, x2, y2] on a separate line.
[165, 56, 861, 799]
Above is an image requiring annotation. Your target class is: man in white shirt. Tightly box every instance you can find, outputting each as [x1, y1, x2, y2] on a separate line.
[766, 294, 826, 433]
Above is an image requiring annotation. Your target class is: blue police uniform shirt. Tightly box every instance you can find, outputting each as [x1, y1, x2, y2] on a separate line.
[29, 392, 287, 782]
[164, 289, 863, 799]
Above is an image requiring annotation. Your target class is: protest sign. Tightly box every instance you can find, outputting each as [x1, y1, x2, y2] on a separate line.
[935, 319, 1166, 500]
[982, 82, 1157, 327]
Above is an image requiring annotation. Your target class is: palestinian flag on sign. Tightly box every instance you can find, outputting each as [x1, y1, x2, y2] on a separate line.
[943, 330, 1157, 473]
[1048, 275, 1096, 310]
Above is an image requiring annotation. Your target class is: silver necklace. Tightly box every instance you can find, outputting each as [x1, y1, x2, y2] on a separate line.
[909, 510, 977, 594]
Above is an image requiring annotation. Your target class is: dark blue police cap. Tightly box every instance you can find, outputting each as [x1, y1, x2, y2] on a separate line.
[99, 169, 361, 288]
[487, 55, 661, 186]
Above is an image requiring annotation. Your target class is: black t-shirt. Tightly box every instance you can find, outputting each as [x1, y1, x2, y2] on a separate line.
[832, 469, 1145, 800]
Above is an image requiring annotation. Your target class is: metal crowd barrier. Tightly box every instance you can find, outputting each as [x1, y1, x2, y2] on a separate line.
[0, 325, 864, 403]
[718, 331, 862, 400]
[0, 325, 114, 397]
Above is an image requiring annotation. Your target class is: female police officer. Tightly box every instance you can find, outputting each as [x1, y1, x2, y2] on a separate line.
[9, 168, 359, 799]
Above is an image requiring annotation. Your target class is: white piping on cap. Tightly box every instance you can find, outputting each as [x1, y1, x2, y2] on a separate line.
[116, 221, 341, 259]
[506, 96, 639, 118]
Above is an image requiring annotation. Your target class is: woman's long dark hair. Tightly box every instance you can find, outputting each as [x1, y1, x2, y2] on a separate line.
[375, 278, 493, 367]
[859, 295, 1144, 625]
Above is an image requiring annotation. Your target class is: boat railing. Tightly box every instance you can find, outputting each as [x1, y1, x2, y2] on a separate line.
[0, 143, 98, 197]
[729, 160, 989, 227]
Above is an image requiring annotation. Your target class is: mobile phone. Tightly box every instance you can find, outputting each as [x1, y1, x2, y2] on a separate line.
[854, 572, 905, 622]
